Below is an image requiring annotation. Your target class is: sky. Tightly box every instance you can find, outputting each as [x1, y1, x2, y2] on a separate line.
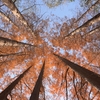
[36, 0, 83, 19]
[16, 0, 84, 19]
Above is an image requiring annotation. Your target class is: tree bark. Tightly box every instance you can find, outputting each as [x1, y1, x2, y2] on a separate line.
[0, 36, 35, 47]
[0, 11, 19, 29]
[88, 26, 100, 35]
[64, 13, 100, 38]
[75, 0, 100, 23]
[30, 62, 45, 100]
[54, 54, 100, 91]
[1, 0, 35, 37]
[0, 66, 32, 100]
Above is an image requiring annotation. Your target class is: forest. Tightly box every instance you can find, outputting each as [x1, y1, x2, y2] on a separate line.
[0, 0, 100, 100]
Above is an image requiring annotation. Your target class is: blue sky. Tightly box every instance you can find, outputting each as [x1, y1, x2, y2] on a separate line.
[16, 0, 84, 19]
[36, 0, 83, 19]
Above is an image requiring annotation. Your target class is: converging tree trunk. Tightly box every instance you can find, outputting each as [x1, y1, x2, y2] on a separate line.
[54, 54, 100, 91]
[64, 13, 100, 38]
[0, 11, 18, 28]
[75, 0, 100, 23]
[30, 62, 45, 100]
[0, 66, 32, 100]
[87, 26, 100, 35]
[0, 36, 35, 47]
[1, 0, 35, 37]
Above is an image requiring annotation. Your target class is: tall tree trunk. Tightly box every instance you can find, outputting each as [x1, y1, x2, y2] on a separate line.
[0, 66, 32, 100]
[64, 13, 100, 38]
[0, 28, 13, 37]
[68, 0, 100, 35]
[54, 54, 100, 91]
[30, 62, 45, 100]
[0, 36, 35, 47]
[75, 0, 100, 23]
[1, 0, 35, 37]
[87, 26, 100, 35]
[0, 11, 19, 29]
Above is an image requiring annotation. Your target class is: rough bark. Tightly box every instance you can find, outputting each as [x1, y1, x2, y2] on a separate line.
[54, 54, 100, 91]
[0, 66, 32, 100]
[30, 62, 45, 100]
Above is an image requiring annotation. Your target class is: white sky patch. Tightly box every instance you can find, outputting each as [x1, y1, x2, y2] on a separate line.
[53, 46, 58, 52]
[66, 49, 74, 55]
[67, 82, 73, 99]
[43, 77, 58, 100]
[21, 38, 28, 43]
[74, 78, 81, 86]
[52, 66, 57, 71]
[44, 38, 53, 46]
[66, 49, 89, 64]
[49, 74, 57, 83]
[59, 48, 65, 55]
[90, 92, 94, 99]
[87, 86, 91, 93]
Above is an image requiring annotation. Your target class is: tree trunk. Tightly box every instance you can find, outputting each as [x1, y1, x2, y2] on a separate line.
[0, 11, 18, 29]
[30, 62, 45, 100]
[88, 26, 100, 35]
[75, 0, 100, 23]
[0, 66, 32, 100]
[0, 36, 35, 47]
[64, 13, 100, 38]
[0, 28, 13, 37]
[1, 0, 35, 37]
[54, 54, 100, 91]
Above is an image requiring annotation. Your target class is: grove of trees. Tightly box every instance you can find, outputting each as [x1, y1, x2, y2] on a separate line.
[0, 0, 100, 100]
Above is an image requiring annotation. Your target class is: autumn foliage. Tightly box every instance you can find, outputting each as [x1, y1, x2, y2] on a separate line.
[0, 0, 100, 100]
